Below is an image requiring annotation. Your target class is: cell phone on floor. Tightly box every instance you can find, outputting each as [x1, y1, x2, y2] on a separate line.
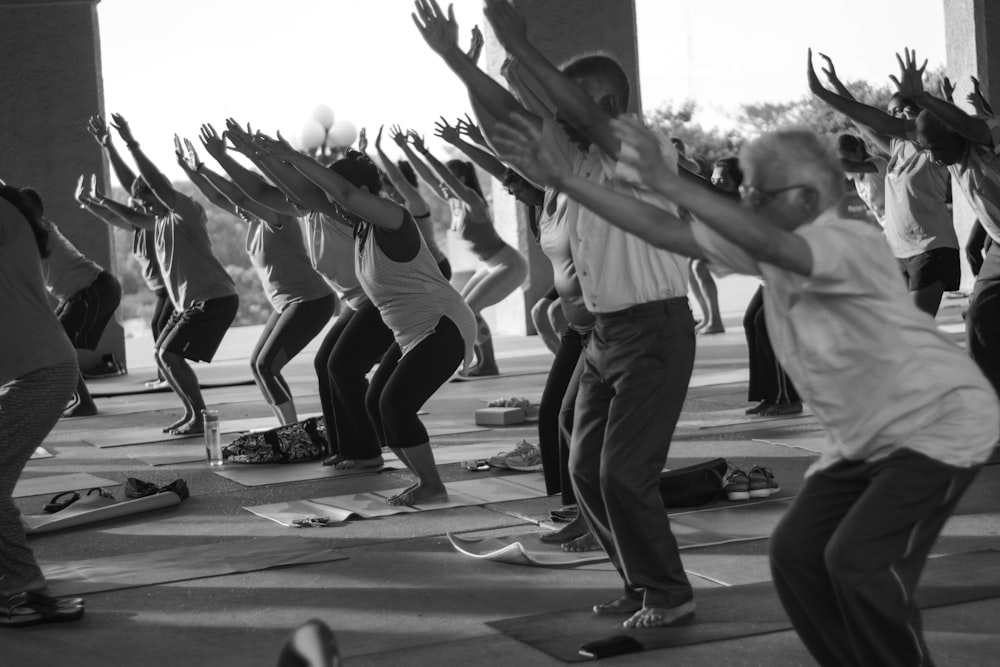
[578, 634, 644, 659]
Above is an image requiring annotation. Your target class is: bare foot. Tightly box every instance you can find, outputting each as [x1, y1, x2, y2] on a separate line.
[170, 418, 204, 437]
[745, 401, 772, 416]
[623, 600, 696, 628]
[333, 456, 384, 471]
[562, 531, 600, 552]
[463, 363, 499, 377]
[62, 399, 97, 418]
[759, 401, 803, 417]
[698, 323, 725, 335]
[540, 514, 589, 544]
[593, 596, 643, 615]
[388, 482, 419, 503]
[163, 415, 193, 433]
[321, 454, 342, 467]
[388, 483, 448, 506]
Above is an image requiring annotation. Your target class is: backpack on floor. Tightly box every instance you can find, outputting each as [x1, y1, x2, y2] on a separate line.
[658, 457, 727, 508]
[222, 416, 328, 464]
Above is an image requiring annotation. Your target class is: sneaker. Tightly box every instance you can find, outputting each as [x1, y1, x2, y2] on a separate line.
[505, 442, 542, 471]
[82, 354, 126, 379]
[722, 464, 750, 501]
[144, 379, 169, 390]
[748, 465, 780, 498]
[487, 439, 536, 469]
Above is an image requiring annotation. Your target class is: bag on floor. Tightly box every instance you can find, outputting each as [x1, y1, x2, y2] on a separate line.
[658, 457, 727, 508]
[223, 416, 327, 464]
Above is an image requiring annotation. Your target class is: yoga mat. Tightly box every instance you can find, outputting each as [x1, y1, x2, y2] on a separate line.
[81, 416, 324, 448]
[30, 447, 53, 460]
[213, 442, 530, 488]
[22, 491, 181, 534]
[245, 473, 549, 525]
[449, 498, 792, 568]
[752, 436, 826, 454]
[87, 363, 255, 397]
[451, 369, 549, 383]
[42, 537, 348, 597]
[127, 444, 208, 467]
[677, 406, 815, 430]
[13, 473, 119, 499]
[488, 549, 1000, 663]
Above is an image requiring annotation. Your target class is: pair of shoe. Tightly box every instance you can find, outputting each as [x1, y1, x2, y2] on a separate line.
[722, 463, 780, 501]
[0, 591, 85, 628]
[82, 354, 126, 379]
[487, 440, 542, 471]
[42, 487, 115, 514]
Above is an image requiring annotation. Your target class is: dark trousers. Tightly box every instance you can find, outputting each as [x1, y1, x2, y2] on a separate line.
[744, 285, 799, 403]
[539, 325, 585, 499]
[366, 316, 465, 449]
[315, 300, 394, 460]
[569, 298, 695, 608]
[967, 242, 1000, 396]
[770, 450, 979, 667]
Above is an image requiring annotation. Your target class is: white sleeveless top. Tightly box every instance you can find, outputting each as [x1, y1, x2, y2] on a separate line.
[356, 210, 475, 368]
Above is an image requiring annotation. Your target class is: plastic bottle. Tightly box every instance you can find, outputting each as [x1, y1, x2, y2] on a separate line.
[203, 409, 224, 466]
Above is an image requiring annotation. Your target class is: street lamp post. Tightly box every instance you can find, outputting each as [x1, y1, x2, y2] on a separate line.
[296, 105, 357, 164]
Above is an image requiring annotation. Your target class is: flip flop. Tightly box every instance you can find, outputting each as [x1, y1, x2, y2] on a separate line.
[42, 491, 80, 514]
[0, 591, 85, 628]
[5, 591, 84, 609]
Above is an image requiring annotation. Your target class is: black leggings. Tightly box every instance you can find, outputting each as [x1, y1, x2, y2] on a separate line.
[315, 300, 394, 460]
[539, 325, 585, 499]
[252, 294, 336, 405]
[366, 316, 465, 449]
[744, 285, 799, 404]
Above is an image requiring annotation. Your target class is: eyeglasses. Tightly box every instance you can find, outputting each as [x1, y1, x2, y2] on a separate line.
[739, 184, 813, 208]
[291, 516, 334, 528]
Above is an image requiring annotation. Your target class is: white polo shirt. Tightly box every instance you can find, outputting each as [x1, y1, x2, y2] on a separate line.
[691, 207, 998, 472]
[948, 118, 1000, 244]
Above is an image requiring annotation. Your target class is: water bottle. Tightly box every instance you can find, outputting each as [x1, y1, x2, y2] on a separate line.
[203, 409, 224, 466]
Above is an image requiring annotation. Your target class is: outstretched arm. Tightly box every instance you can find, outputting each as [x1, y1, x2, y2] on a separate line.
[485, 0, 619, 156]
[175, 136, 240, 218]
[808, 50, 909, 140]
[969, 76, 994, 117]
[74, 175, 135, 232]
[255, 134, 406, 231]
[375, 125, 430, 215]
[435, 116, 508, 181]
[88, 115, 138, 192]
[110, 113, 179, 210]
[409, 131, 489, 216]
[893, 48, 996, 147]
[392, 125, 447, 201]
[86, 175, 156, 231]
[492, 114, 703, 259]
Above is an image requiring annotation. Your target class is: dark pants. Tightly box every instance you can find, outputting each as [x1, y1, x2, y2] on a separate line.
[569, 298, 696, 608]
[56, 270, 122, 350]
[770, 450, 979, 667]
[744, 285, 799, 404]
[539, 325, 585, 499]
[366, 316, 465, 449]
[315, 300, 394, 461]
[967, 242, 1000, 396]
[251, 294, 336, 405]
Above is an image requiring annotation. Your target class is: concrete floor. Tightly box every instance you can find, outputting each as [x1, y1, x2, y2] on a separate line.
[7, 290, 999, 667]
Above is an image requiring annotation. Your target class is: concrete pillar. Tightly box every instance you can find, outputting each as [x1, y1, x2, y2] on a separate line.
[944, 0, 1000, 289]
[477, 0, 640, 334]
[0, 0, 123, 369]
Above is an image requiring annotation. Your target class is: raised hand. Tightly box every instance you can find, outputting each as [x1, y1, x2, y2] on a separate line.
[817, 52, 844, 88]
[412, 0, 460, 56]
[806, 49, 825, 95]
[407, 130, 427, 152]
[889, 47, 928, 101]
[89, 174, 104, 200]
[969, 76, 993, 116]
[74, 175, 89, 204]
[389, 124, 408, 148]
[358, 127, 368, 153]
[467, 25, 484, 64]
[173, 134, 185, 163]
[375, 125, 386, 151]
[484, 0, 528, 50]
[225, 119, 256, 156]
[110, 113, 136, 145]
[434, 116, 460, 144]
[610, 116, 675, 188]
[177, 136, 201, 171]
[492, 114, 564, 186]
[86, 115, 110, 146]
[457, 114, 485, 145]
[199, 123, 227, 158]
[253, 130, 299, 161]
[940, 76, 956, 103]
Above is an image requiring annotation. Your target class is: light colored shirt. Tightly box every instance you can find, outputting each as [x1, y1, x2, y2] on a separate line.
[155, 193, 236, 309]
[882, 137, 957, 258]
[132, 228, 164, 292]
[0, 197, 76, 385]
[301, 212, 368, 310]
[241, 210, 333, 312]
[538, 188, 593, 329]
[356, 211, 476, 367]
[691, 207, 998, 472]
[41, 218, 102, 301]
[848, 154, 888, 225]
[948, 118, 1000, 244]
[541, 118, 688, 313]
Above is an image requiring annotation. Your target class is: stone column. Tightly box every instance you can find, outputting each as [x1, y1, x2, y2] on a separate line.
[476, 0, 640, 335]
[944, 0, 1000, 289]
[0, 0, 123, 368]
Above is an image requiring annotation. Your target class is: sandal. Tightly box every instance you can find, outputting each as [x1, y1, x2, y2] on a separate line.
[42, 491, 80, 514]
[0, 591, 84, 628]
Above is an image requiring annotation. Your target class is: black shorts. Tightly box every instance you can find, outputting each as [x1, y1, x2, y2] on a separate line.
[157, 294, 239, 362]
[897, 247, 961, 292]
[56, 270, 122, 350]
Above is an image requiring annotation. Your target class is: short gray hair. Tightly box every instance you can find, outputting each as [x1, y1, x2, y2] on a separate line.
[741, 128, 845, 204]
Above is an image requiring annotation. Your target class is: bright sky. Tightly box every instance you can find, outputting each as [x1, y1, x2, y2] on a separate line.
[97, 0, 948, 179]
